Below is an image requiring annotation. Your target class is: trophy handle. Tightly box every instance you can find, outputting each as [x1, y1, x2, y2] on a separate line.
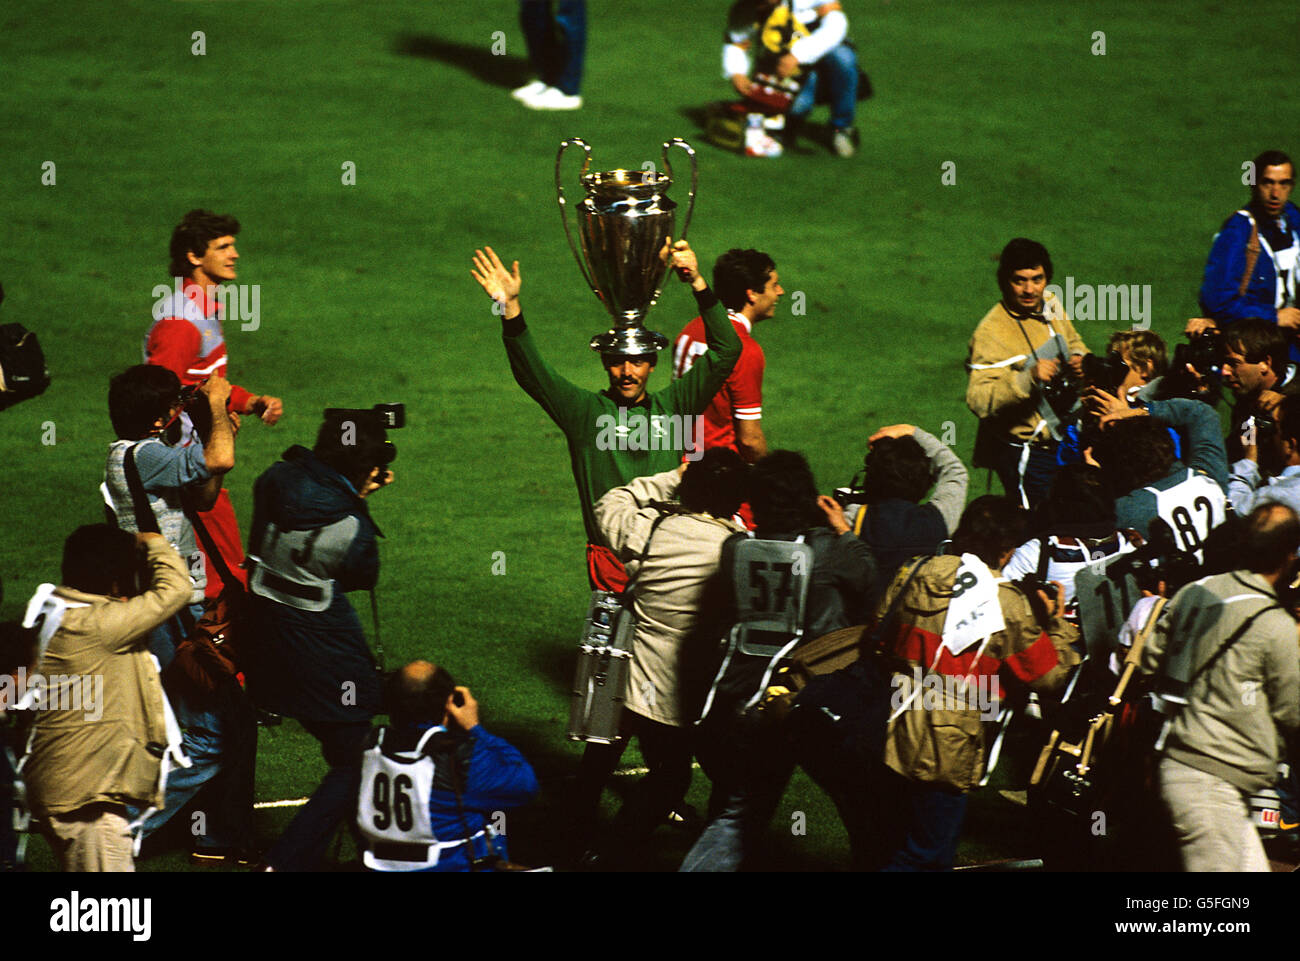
[662, 138, 698, 241]
[556, 138, 598, 297]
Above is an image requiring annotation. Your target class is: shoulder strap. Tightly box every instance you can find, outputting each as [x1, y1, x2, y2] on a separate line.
[863, 556, 931, 657]
[1034, 537, 1051, 582]
[123, 443, 161, 535]
[1185, 599, 1281, 692]
[622, 507, 677, 598]
[182, 502, 239, 590]
[1239, 211, 1261, 298]
[852, 504, 867, 537]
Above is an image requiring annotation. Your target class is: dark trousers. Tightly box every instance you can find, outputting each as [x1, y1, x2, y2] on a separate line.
[519, 1, 586, 95]
[572, 711, 693, 854]
[0, 740, 16, 868]
[267, 718, 372, 871]
[679, 716, 796, 872]
[877, 769, 969, 872]
[995, 441, 1059, 511]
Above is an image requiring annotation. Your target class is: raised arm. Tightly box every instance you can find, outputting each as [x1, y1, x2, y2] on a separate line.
[661, 240, 742, 415]
[473, 246, 588, 432]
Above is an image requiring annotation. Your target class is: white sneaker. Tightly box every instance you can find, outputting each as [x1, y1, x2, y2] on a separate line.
[511, 80, 547, 102]
[521, 85, 582, 111]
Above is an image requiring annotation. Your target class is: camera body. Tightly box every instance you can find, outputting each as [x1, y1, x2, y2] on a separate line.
[323, 403, 405, 473]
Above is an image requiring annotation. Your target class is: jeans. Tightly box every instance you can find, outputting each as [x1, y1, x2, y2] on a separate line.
[790, 43, 859, 130]
[519, 1, 586, 95]
[266, 718, 373, 871]
[678, 718, 795, 872]
[0, 741, 16, 868]
[878, 775, 969, 872]
[131, 603, 257, 850]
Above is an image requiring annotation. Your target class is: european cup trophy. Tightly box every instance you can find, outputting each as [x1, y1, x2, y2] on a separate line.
[555, 137, 698, 355]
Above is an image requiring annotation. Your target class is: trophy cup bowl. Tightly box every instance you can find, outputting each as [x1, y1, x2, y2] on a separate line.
[556, 138, 697, 355]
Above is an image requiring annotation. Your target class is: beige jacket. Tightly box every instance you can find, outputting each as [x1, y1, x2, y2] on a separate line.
[878, 555, 1080, 792]
[594, 469, 744, 727]
[25, 537, 190, 817]
[965, 295, 1088, 447]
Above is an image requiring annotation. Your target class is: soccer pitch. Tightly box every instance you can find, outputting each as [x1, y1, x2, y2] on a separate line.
[1, 0, 1295, 871]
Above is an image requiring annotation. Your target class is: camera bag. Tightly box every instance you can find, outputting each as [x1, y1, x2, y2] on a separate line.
[0, 322, 51, 408]
[167, 507, 248, 702]
[567, 511, 674, 743]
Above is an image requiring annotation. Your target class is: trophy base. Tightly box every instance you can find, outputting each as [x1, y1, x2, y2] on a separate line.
[589, 327, 669, 356]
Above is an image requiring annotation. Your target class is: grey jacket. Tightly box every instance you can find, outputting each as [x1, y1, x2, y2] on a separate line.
[1142, 570, 1300, 794]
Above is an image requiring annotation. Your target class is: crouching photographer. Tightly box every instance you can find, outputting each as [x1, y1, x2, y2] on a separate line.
[246, 405, 400, 871]
[357, 661, 538, 872]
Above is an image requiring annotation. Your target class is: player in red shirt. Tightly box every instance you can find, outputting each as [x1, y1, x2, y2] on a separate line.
[672, 248, 782, 462]
[145, 210, 285, 598]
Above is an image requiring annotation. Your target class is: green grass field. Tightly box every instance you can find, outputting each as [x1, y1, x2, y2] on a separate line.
[1, 0, 1296, 872]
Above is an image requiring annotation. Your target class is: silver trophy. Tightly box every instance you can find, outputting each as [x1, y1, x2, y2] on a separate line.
[555, 137, 698, 355]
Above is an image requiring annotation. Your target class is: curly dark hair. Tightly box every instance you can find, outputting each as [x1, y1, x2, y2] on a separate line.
[108, 364, 180, 440]
[713, 248, 776, 313]
[680, 447, 748, 517]
[1093, 417, 1177, 495]
[168, 208, 240, 279]
[997, 237, 1053, 291]
[750, 450, 823, 535]
[860, 435, 931, 504]
[950, 496, 1030, 568]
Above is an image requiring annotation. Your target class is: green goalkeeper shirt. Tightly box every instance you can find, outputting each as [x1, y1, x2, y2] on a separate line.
[503, 287, 741, 545]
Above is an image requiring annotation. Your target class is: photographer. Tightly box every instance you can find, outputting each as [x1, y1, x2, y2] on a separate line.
[723, 0, 862, 157]
[966, 238, 1089, 510]
[22, 528, 191, 871]
[1092, 402, 1228, 557]
[1229, 393, 1300, 517]
[1003, 463, 1142, 619]
[1199, 150, 1300, 359]
[1220, 318, 1300, 462]
[839, 423, 967, 605]
[102, 364, 254, 862]
[357, 661, 537, 872]
[869, 496, 1081, 871]
[1142, 503, 1300, 872]
[681, 450, 874, 871]
[582, 449, 749, 867]
[247, 408, 395, 871]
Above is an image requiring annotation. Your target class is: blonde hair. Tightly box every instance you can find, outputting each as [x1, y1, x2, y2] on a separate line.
[1106, 330, 1167, 378]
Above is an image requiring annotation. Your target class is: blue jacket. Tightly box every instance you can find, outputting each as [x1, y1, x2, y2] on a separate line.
[378, 723, 538, 872]
[247, 445, 383, 723]
[1200, 201, 1300, 358]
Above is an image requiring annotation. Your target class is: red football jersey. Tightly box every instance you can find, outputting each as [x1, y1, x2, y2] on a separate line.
[671, 311, 765, 453]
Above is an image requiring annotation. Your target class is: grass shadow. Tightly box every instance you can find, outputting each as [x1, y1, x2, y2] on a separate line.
[392, 32, 531, 90]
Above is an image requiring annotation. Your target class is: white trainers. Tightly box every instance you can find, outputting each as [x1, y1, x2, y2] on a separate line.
[832, 127, 860, 158]
[521, 85, 582, 110]
[511, 80, 547, 102]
